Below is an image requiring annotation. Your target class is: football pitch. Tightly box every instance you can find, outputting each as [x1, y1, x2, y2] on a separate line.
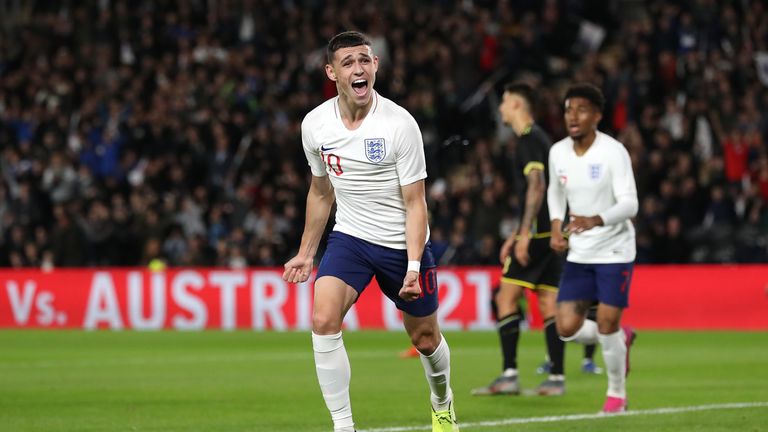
[1, 330, 766, 431]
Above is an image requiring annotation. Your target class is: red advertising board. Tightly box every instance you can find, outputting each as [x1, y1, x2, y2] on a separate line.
[623, 265, 768, 330]
[0, 266, 766, 330]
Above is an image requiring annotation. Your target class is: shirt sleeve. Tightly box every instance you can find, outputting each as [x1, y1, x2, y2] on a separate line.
[394, 113, 427, 186]
[598, 144, 639, 225]
[547, 146, 567, 222]
[301, 120, 327, 177]
[519, 135, 546, 176]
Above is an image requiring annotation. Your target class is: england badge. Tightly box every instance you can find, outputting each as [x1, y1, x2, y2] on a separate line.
[364, 138, 386, 163]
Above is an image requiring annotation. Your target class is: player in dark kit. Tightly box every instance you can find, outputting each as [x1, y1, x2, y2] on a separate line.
[472, 83, 566, 396]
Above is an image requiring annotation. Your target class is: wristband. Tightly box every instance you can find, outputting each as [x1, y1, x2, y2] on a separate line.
[407, 260, 421, 273]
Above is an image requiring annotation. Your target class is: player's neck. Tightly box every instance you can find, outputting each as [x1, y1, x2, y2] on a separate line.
[573, 130, 598, 155]
[512, 114, 534, 136]
[338, 93, 374, 130]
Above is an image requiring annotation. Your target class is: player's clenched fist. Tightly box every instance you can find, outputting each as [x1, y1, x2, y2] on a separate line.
[398, 271, 421, 301]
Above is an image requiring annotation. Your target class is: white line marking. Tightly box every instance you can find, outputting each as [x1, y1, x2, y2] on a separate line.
[0, 347, 503, 369]
[359, 401, 768, 432]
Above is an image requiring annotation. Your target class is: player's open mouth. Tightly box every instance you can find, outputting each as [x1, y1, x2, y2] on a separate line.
[568, 125, 580, 134]
[352, 79, 368, 96]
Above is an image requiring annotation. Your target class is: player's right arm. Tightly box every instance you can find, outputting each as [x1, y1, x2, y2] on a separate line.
[499, 233, 516, 265]
[547, 147, 568, 253]
[283, 174, 335, 283]
[549, 219, 568, 253]
[284, 117, 335, 283]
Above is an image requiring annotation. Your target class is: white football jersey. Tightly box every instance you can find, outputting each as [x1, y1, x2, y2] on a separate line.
[301, 91, 428, 249]
[547, 131, 638, 263]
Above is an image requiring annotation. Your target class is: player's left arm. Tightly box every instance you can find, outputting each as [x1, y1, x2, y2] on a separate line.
[570, 145, 638, 232]
[599, 145, 639, 224]
[395, 113, 428, 301]
[515, 163, 546, 266]
[399, 180, 427, 302]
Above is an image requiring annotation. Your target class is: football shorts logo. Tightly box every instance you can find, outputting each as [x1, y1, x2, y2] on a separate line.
[589, 164, 602, 180]
[364, 138, 386, 163]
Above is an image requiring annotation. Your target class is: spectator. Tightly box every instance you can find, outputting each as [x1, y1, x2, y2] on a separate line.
[0, 0, 766, 267]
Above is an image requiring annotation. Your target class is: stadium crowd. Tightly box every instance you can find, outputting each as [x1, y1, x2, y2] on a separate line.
[1, 0, 767, 269]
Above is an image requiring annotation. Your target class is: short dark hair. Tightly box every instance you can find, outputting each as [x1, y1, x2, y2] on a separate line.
[503, 82, 537, 112]
[327, 31, 372, 64]
[564, 83, 605, 112]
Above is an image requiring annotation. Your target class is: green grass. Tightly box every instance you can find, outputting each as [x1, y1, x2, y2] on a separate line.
[1, 330, 767, 431]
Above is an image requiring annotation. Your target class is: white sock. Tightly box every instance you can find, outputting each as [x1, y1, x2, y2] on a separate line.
[560, 319, 598, 345]
[598, 329, 627, 399]
[502, 368, 518, 378]
[419, 334, 453, 412]
[312, 332, 354, 431]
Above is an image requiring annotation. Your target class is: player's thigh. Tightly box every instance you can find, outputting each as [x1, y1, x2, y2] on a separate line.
[313, 232, 376, 332]
[312, 276, 359, 334]
[534, 249, 563, 318]
[498, 240, 548, 315]
[315, 231, 376, 293]
[594, 262, 633, 309]
[496, 280, 525, 317]
[536, 289, 558, 319]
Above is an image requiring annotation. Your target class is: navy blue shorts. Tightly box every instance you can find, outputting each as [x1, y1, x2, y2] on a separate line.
[557, 261, 633, 308]
[315, 231, 439, 317]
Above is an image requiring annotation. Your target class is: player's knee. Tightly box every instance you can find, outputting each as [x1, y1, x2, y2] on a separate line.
[312, 311, 343, 334]
[597, 320, 620, 334]
[495, 302, 519, 319]
[410, 330, 439, 355]
[556, 320, 579, 338]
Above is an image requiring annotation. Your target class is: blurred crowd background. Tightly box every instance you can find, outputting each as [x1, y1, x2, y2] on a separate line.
[1, 0, 767, 269]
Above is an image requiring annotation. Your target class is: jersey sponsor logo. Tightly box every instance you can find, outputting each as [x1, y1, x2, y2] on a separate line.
[364, 138, 386, 163]
[589, 164, 602, 180]
[320, 145, 337, 152]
